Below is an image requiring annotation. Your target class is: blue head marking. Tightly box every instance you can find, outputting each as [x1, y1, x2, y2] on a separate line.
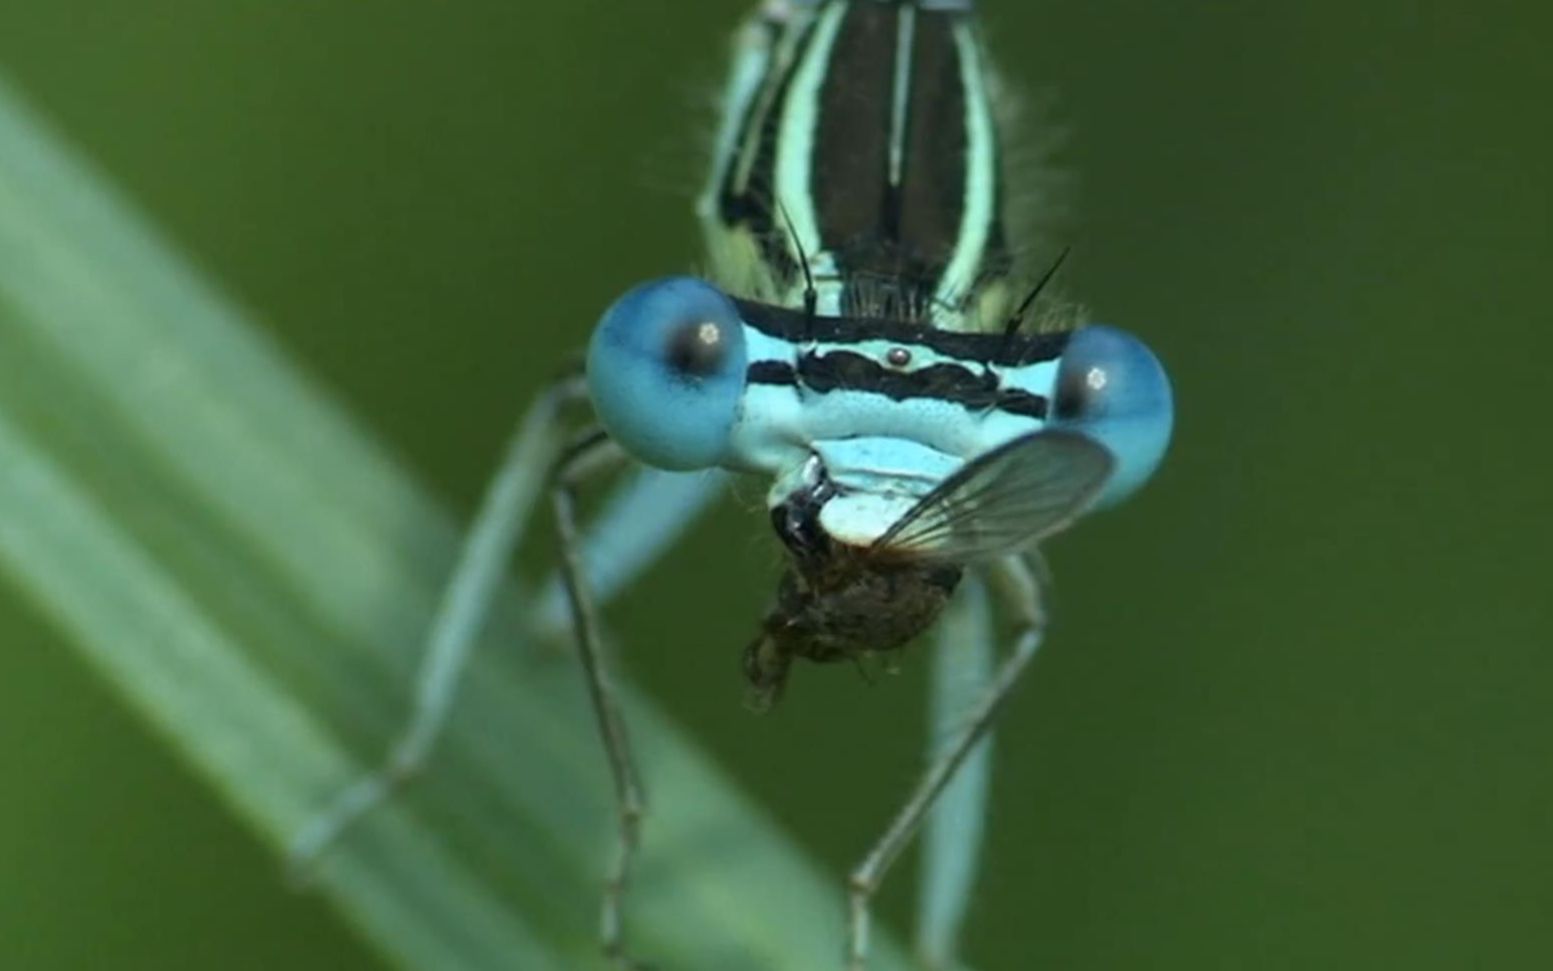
[1052, 324, 1173, 508]
[587, 277, 749, 470]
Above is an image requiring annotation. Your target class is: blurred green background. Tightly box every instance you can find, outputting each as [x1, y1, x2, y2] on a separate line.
[1, 1, 1549, 969]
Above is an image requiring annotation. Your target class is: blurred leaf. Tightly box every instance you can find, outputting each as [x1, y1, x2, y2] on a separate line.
[0, 76, 917, 970]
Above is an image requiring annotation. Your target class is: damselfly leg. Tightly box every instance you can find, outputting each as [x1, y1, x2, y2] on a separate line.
[288, 373, 587, 875]
[552, 431, 654, 970]
[917, 574, 995, 968]
[532, 467, 729, 640]
[850, 555, 1047, 971]
[289, 375, 722, 883]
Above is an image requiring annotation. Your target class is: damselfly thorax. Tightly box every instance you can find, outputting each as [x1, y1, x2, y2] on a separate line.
[703, 0, 1014, 326]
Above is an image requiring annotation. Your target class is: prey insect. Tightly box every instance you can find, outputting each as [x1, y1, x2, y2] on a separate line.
[292, 1, 1173, 968]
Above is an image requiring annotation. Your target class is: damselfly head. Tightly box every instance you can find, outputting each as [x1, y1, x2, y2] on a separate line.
[583, 0, 1173, 712]
[587, 277, 748, 470]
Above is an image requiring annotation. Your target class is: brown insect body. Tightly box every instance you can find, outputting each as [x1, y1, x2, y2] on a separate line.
[743, 476, 962, 709]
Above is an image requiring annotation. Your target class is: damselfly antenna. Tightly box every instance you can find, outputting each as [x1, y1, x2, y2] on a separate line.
[1002, 246, 1072, 341]
[777, 198, 819, 324]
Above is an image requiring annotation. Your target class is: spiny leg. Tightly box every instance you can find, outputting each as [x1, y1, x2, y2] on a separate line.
[915, 574, 995, 969]
[847, 555, 1045, 971]
[289, 364, 724, 880]
[290, 374, 587, 876]
[552, 432, 652, 969]
[530, 467, 729, 642]
[288, 374, 589, 876]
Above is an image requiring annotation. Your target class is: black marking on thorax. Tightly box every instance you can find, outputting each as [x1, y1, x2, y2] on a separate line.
[715, 1, 1009, 316]
[736, 297, 1070, 367]
[717, 16, 812, 284]
[750, 352, 1050, 419]
[738, 295, 1067, 420]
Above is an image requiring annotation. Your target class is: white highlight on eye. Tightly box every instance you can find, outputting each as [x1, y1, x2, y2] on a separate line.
[696, 321, 723, 348]
[1086, 366, 1108, 392]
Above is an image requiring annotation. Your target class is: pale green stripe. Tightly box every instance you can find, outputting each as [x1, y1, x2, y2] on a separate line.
[937, 21, 1000, 322]
[775, 2, 849, 276]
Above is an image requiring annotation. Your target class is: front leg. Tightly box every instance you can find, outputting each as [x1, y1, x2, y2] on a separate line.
[289, 373, 588, 878]
[551, 430, 653, 969]
[916, 573, 996, 969]
[846, 555, 1046, 970]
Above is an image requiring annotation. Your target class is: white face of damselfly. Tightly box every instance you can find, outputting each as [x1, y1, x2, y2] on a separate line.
[585, 0, 1172, 703]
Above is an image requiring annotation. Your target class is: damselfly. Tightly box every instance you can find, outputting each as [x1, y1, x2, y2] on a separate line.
[293, 1, 1172, 967]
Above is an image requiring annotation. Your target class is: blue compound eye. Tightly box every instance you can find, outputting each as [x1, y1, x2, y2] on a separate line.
[586, 277, 748, 470]
[1053, 324, 1174, 508]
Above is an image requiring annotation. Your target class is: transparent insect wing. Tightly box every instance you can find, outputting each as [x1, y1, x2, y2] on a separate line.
[871, 429, 1115, 564]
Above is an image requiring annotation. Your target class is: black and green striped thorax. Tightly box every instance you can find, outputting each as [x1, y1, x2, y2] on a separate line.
[699, 0, 1014, 331]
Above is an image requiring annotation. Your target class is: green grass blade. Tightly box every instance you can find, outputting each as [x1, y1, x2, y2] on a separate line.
[0, 74, 916, 970]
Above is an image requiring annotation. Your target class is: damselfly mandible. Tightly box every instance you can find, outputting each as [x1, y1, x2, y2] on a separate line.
[294, 1, 1173, 967]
